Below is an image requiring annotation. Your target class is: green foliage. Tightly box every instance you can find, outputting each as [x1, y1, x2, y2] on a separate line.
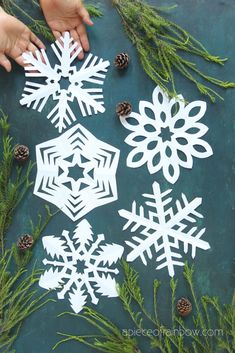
[0, 110, 33, 255]
[0, 110, 56, 352]
[55, 262, 235, 353]
[0, 250, 54, 353]
[12, 205, 55, 270]
[113, 0, 235, 102]
[85, 3, 103, 18]
[1, 0, 102, 42]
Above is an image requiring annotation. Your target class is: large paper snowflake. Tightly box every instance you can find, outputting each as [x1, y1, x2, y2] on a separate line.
[119, 182, 210, 277]
[39, 220, 124, 313]
[120, 86, 213, 184]
[20, 32, 110, 133]
[34, 123, 120, 221]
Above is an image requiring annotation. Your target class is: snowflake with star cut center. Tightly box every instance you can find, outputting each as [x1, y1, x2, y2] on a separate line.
[34, 123, 120, 221]
[20, 32, 110, 133]
[119, 181, 210, 277]
[39, 220, 124, 313]
[120, 86, 213, 184]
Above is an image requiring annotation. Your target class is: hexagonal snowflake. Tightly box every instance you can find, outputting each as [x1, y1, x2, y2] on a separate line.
[120, 86, 213, 184]
[20, 32, 110, 133]
[39, 220, 124, 313]
[34, 123, 120, 221]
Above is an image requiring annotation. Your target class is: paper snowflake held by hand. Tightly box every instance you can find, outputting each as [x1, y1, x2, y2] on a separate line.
[34, 123, 120, 221]
[119, 182, 210, 277]
[39, 220, 124, 313]
[120, 86, 213, 184]
[20, 32, 110, 133]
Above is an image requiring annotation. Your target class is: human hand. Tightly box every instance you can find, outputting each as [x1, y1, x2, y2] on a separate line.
[0, 8, 45, 72]
[40, 0, 93, 60]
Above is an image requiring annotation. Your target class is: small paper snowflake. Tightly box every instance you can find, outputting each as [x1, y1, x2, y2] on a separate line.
[120, 86, 213, 184]
[119, 182, 210, 277]
[34, 123, 120, 221]
[20, 32, 110, 133]
[39, 220, 124, 313]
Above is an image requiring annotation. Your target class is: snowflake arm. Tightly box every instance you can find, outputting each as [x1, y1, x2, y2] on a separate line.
[52, 32, 82, 76]
[70, 53, 110, 85]
[48, 90, 76, 133]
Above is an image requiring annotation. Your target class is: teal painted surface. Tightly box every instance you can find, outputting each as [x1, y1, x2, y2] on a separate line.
[0, 0, 234, 352]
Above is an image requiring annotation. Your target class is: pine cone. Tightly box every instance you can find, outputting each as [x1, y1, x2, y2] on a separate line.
[177, 297, 192, 317]
[14, 145, 30, 162]
[116, 101, 132, 117]
[17, 234, 34, 250]
[114, 52, 130, 69]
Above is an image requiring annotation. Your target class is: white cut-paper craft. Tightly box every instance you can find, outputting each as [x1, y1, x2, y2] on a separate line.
[34, 123, 120, 221]
[20, 32, 110, 133]
[39, 220, 124, 313]
[119, 182, 210, 277]
[120, 86, 213, 184]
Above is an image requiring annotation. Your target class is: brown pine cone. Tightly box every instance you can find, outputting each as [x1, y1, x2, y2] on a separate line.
[177, 297, 192, 317]
[14, 145, 30, 162]
[17, 234, 34, 250]
[116, 101, 132, 117]
[114, 52, 130, 69]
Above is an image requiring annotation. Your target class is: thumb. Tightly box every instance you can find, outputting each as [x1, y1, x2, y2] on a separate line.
[78, 7, 94, 26]
[0, 53, 12, 72]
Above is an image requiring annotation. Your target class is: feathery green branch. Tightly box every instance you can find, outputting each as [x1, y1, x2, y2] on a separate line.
[55, 262, 235, 353]
[113, 0, 235, 102]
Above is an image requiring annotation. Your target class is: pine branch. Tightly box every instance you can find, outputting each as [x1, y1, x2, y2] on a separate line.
[85, 3, 103, 18]
[12, 205, 57, 270]
[0, 110, 56, 351]
[0, 251, 54, 352]
[0, 110, 34, 255]
[55, 263, 234, 353]
[113, 0, 235, 102]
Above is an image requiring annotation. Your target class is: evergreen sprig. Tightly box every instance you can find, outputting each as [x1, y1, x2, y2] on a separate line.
[55, 262, 235, 353]
[0, 110, 33, 255]
[0, 110, 56, 352]
[113, 0, 235, 102]
[0, 250, 54, 353]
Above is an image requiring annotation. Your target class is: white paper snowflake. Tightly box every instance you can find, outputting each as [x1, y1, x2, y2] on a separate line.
[20, 32, 110, 133]
[119, 182, 210, 277]
[120, 86, 213, 184]
[39, 220, 124, 313]
[34, 123, 120, 221]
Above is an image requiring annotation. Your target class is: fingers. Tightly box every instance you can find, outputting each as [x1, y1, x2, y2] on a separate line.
[76, 23, 90, 53]
[27, 42, 39, 55]
[70, 29, 84, 60]
[78, 6, 94, 26]
[30, 32, 45, 50]
[52, 30, 61, 40]
[14, 55, 25, 68]
[0, 53, 12, 72]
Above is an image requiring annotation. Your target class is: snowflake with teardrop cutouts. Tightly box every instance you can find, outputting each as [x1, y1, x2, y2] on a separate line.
[20, 32, 110, 133]
[120, 86, 213, 184]
[39, 220, 124, 313]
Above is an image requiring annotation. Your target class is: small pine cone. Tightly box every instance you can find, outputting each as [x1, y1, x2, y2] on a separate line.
[116, 101, 132, 117]
[17, 234, 34, 250]
[177, 297, 192, 317]
[14, 145, 29, 162]
[114, 52, 130, 69]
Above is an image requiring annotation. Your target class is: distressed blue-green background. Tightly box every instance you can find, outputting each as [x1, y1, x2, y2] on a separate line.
[0, 0, 234, 352]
